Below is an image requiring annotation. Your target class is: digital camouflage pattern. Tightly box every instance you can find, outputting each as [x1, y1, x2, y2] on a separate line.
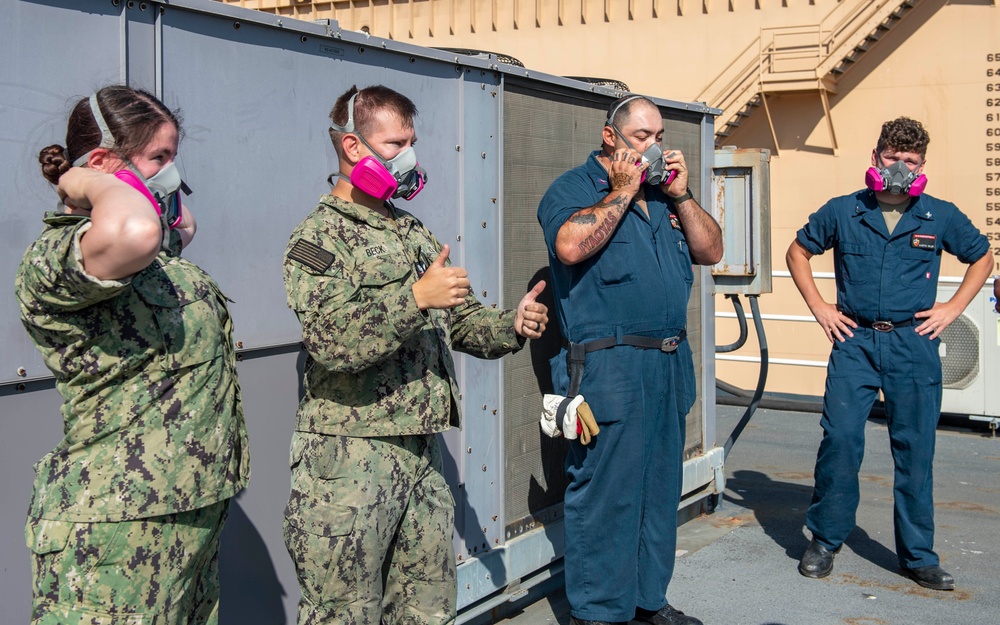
[283, 194, 522, 437]
[283, 432, 455, 625]
[27, 500, 228, 625]
[15, 213, 250, 522]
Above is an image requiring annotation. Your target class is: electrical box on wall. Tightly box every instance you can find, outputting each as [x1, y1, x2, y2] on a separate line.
[711, 147, 771, 295]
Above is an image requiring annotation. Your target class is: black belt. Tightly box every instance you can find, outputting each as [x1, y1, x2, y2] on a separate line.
[563, 329, 687, 354]
[851, 316, 916, 332]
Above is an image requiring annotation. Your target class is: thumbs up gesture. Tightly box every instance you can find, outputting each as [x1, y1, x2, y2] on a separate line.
[412, 244, 472, 310]
[515, 280, 549, 339]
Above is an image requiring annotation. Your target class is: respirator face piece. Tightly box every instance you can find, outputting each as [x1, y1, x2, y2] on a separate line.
[73, 94, 189, 228]
[865, 153, 927, 197]
[605, 96, 677, 187]
[330, 93, 428, 201]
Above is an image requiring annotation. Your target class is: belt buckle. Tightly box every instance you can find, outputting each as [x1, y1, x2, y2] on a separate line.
[660, 336, 680, 352]
[871, 320, 894, 332]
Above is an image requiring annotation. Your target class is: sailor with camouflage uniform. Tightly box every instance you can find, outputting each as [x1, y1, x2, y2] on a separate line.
[16, 86, 249, 624]
[282, 84, 548, 625]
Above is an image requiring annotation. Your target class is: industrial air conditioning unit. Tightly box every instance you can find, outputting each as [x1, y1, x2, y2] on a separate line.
[938, 281, 1000, 421]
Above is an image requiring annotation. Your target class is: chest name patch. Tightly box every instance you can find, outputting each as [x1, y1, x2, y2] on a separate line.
[911, 234, 936, 250]
[365, 245, 388, 257]
[288, 238, 335, 273]
[669, 214, 681, 230]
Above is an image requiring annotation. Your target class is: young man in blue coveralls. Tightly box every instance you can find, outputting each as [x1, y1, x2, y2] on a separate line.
[786, 117, 993, 590]
[537, 95, 723, 625]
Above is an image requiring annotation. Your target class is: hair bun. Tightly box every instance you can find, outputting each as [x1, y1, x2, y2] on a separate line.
[38, 144, 71, 185]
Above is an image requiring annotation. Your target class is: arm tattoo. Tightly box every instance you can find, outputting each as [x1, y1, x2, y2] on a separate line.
[577, 196, 629, 256]
[569, 213, 597, 225]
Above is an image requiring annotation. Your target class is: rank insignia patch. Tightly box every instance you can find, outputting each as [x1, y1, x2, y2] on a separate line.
[911, 234, 936, 250]
[288, 238, 335, 273]
[669, 214, 681, 229]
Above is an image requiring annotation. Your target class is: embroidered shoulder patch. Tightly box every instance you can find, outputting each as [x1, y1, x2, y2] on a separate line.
[669, 214, 681, 230]
[288, 238, 335, 273]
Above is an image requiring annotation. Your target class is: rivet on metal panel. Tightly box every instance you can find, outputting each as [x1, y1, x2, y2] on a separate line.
[481, 152, 486, 159]
[455, 62, 461, 69]
[17, 367, 27, 378]
[467, 447, 472, 453]
[457, 554, 463, 561]
[112, 0, 119, 7]
[495, 538, 500, 544]
[237, 341, 244, 349]
[492, 409, 497, 415]
[233, 21, 241, 30]
[16, 383, 25, 392]
[481, 84, 486, 90]
[301, 36, 308, 43]
[481, 222, 487, 228]
[481, 465, 487, 471]
[492, 515, 498, 521]
[455, 145, 461, 151]
[491, 198, 497, 204]
[491, 303, 497, 308]
[482, 526, 487, 533]
[456, 235, 462, 241]
[139, 2, 147, 10]
[409, 57, 415, 63]
[482, 404, 487, 410]
[236, 353, 244, 362]
[126, 1, 133, 8]
[491, 91, 497, 97]
[459, 394, 463, 400]
[481, 70, 486, 76]
[382, 42, 387, 48]
[467, 68, 472, 74]
[482, 291, 487, 297]
[359, 47, 365, 54]
[276, 19, 283, 27]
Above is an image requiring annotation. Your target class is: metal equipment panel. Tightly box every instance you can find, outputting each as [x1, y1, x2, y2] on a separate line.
[499, 81, 712, 538]
[0, 0, 123, 386]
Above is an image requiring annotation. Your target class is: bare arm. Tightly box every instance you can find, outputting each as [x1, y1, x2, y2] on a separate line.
[554, 148, 645, 265]
[175, 204, 197, 250]
[786, 239, 857, 343]
[915, 251, 994, 339]
[660, 148, 722, 265]
[673, 196, 722, 265]
[60, 168, 162, 280]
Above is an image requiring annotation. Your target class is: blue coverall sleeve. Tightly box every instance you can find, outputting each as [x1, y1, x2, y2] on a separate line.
[537, 170, 595, 253]
[796, 200, 838, 256]
[940, 204, 990, 264]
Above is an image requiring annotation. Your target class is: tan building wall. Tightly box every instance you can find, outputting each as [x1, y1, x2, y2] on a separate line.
[219, 0, 1000, 398]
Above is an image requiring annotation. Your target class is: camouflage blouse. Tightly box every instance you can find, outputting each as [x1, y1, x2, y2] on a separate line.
[283, 195, 522, 437]
[15, 212, 250, 522]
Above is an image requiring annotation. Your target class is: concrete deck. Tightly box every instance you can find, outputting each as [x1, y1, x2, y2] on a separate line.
[473, 404, 1000, 625]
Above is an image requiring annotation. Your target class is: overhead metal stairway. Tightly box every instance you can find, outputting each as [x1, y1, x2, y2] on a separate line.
[697, 0, 922, 152]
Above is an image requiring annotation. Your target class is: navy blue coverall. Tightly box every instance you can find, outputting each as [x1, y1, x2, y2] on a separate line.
[538, 151, 697, 622]
[796, 189, 989, 569]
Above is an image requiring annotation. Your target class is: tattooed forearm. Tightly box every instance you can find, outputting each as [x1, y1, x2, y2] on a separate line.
[569, 213, 597, 225]
[577, 202, 628, 256]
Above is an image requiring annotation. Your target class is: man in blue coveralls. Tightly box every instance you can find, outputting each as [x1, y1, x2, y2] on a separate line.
[537, 95, 723, 625]
[787, 117, 993, 590]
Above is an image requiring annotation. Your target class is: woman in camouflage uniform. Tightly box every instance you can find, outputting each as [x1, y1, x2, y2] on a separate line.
[16, 85, 250, 625]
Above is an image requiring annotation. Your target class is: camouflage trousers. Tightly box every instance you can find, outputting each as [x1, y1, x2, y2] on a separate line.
[26, 499, 230, 625]
[283, 431, 457, 625]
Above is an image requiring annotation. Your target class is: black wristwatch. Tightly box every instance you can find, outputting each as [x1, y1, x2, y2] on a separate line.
[669, 188, 693, 204]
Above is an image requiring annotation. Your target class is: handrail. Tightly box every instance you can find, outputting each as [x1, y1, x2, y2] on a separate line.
[700, 0, 918, 136]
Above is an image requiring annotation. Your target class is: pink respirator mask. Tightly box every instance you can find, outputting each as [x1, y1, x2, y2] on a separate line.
[330, 93, 427, 201]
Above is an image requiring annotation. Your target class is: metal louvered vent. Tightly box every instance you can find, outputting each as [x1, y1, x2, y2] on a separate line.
[434, 48, 525, 67]
[564, 76, 631, 92]
[940, 314, 979, 389]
